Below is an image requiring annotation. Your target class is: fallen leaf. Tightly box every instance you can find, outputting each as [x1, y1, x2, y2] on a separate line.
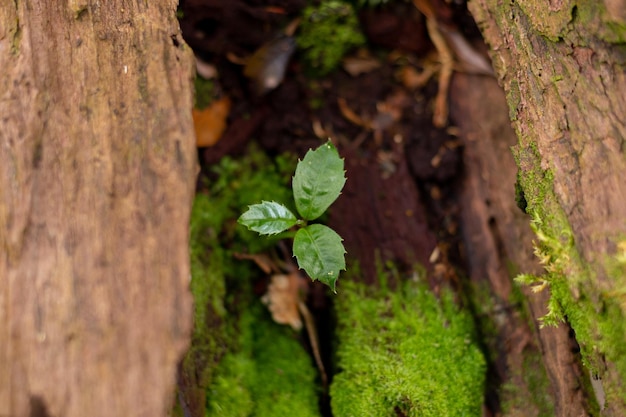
[261, 273, 303, 331]
[243, 35, 296, 95]
[193, 96, 231, 147]
[195, 56, 218, 79]
[440, 26, 494, 76]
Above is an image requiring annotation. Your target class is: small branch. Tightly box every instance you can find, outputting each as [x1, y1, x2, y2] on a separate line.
[426, 17, 454, 128]
[298, 301, 328, 388]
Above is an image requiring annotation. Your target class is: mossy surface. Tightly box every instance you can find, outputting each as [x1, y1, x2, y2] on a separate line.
[186, 193, 229, 389]
[297, 1, 366, 76]
[194, 76, 216, 110]
[207, 303, 321, 417]
[514, 140, 626, 409]
[331, 275, 486, 417]
[573, 1, 626, 44]
[184, 145, 320, 416]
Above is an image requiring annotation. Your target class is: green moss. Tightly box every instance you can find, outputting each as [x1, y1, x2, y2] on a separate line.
[514, 141, 626, 409]
[195, 147, 319, 416]
[605, 237, 626, 300]
[185, 194, 229, 388]
[183, 144, 304, 414]
[331, 274, 486, 416]
[506, 80, 521, 121]
[207, 303, 321, 417]
[574, 0, 626, 44]
[603, 21, 626, 43]
[298, 1, 366, 76]
[194, 76, 216, 110]
[516, 0, 574, 41]
[355, 0, 391, 7]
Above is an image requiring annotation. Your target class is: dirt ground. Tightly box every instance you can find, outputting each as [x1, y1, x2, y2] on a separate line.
[182, 0, 474, 282]
[178, 1, 590, 415]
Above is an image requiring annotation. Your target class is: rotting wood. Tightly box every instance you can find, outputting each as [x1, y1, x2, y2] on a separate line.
[468, 0, 626, 414]
[0, 1, 197, 416]
[451, 73, 590, 416]
[329, 146, 437, 285]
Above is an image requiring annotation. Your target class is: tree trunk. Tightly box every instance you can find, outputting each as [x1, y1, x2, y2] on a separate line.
[468, 0, 626, 414]
[450, 72, 591, 416]
[0, 1, 196, 416]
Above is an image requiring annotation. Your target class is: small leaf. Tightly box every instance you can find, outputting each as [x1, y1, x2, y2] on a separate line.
[293, 141, 346, 220]
[193, 96, 231, 147]
[261, 273, 303, 331]
[293, 224, 346, 291]
[238, 201, 298, 235]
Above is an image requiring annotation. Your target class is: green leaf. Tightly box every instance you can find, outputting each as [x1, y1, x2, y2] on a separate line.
[238, 201, 298, 235]
[292, 141, 346, 220]
[293, 224, 346, 291]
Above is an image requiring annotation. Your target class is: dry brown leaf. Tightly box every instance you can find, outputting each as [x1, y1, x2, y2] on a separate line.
[261, 273, 303, 331]
[243, 35, 295, 95]
[193, 96, 231, 147]
[195, 56, 218, 79]
[440, 26, 494, 76]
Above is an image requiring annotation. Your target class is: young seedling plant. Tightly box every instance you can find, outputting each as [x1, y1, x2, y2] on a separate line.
[238, 140, 347, 291]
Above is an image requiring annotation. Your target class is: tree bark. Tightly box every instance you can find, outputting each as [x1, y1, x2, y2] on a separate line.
[451, 73, 590, 416]
[468, 0, 626, 414]
[0, 1, 196, 416]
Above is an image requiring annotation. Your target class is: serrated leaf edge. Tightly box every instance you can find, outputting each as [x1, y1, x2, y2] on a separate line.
[293, 224, 346, 292]
[238, 201, 298, 236]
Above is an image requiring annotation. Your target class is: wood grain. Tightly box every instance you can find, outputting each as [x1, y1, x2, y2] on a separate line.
[0, 2, 196, 416]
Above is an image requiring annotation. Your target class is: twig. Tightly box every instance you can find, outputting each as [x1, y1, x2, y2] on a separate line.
[426, 17, 454, 128]
[298, 301, 328, 388]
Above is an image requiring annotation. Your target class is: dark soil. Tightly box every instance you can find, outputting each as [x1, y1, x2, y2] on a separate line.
[182, 0, 468, 283]
[178, 1, 590, 416]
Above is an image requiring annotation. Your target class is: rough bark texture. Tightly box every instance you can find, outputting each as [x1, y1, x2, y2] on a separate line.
[0, 2, 196, 417]
[468, 0, 626, 414]
[451, 73, 590, 416]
